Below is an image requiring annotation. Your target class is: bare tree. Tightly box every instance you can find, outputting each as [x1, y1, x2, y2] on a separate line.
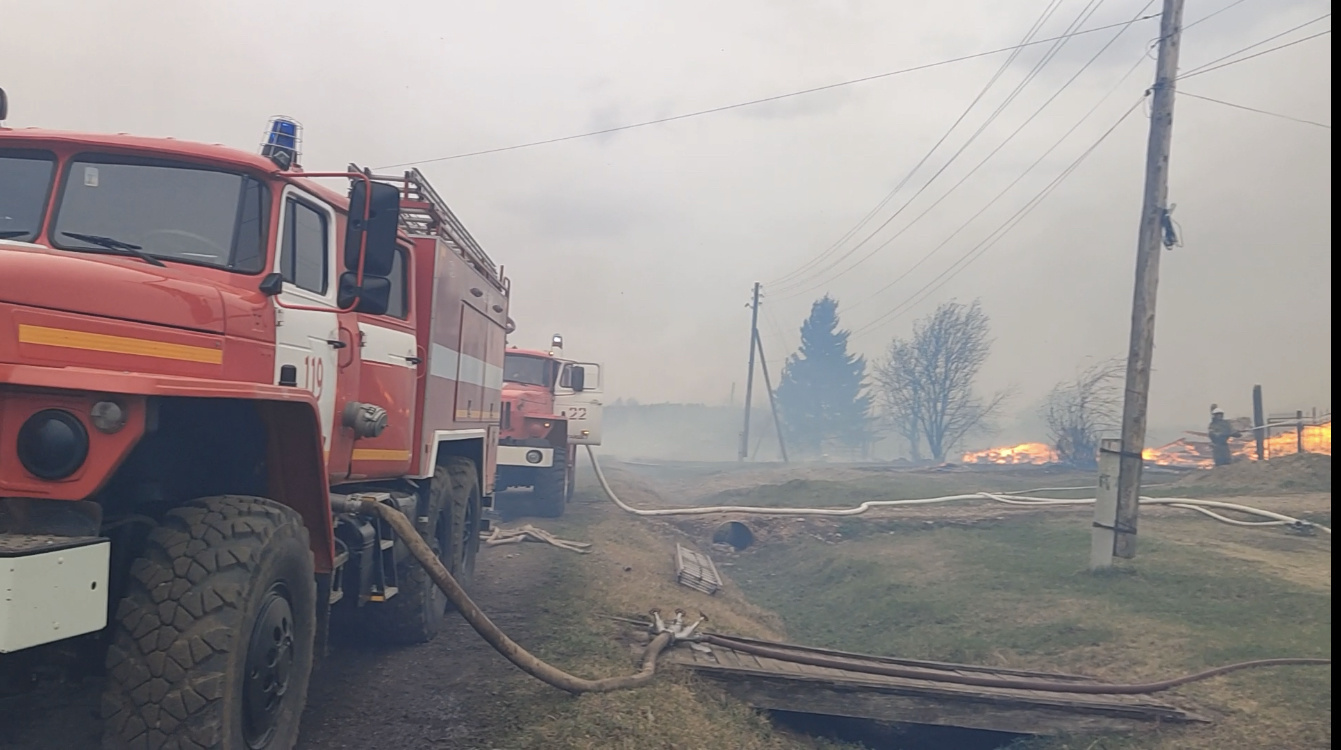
[872, 342, 924, 461]
[872, 300, 1009, 463]
[1041, 357, 1125, 468]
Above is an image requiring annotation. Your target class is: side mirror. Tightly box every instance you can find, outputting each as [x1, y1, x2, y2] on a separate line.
[570, 366, 586, 392]
[259, 272, 284, 296]
[337, 272, 391, 316]
[344, 180, 400, 278]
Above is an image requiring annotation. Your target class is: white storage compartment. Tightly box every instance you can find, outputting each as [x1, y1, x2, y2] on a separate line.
[0, 534, 110, 653]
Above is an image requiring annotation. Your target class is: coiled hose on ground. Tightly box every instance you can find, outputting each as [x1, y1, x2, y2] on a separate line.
[584, 446, 1331, 533]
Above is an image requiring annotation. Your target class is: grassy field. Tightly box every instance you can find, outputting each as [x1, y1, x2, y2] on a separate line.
[482, 485, 857, 750]
[723, 497, 1331, 749]
[480, 458, 1329, 749]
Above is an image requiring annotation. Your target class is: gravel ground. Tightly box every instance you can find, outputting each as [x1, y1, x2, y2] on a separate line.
[0, 536, 557, 750]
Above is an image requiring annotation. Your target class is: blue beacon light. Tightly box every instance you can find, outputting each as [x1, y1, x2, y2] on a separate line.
[261, 117, 301, 170]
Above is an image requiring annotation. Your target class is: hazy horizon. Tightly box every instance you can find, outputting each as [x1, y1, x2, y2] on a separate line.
[4, 0, 1330, 449]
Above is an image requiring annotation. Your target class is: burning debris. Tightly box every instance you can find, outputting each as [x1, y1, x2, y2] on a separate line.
[961, 442, 1058, 465]
[963, 421, 1330, 469]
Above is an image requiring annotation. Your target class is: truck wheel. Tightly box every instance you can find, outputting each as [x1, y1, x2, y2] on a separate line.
[533, 444, 569, 518]
[101, 496, 316, 750]
[356, 456, 481, 645]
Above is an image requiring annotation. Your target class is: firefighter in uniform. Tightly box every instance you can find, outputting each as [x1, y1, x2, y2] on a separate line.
[1207, 406, 1241, 466]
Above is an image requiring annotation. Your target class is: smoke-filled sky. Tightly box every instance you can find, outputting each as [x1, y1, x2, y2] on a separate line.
[4, 0, 1330, 442]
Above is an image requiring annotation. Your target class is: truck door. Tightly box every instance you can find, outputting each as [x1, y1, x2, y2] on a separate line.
[555, 362, 603, 445]
[272, 188, 342, 464]
[350, 245, 417, 478]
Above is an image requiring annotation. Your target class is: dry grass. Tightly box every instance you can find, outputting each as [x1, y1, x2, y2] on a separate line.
[728, 507, 1331, 750]
[482, 484, 852, 750]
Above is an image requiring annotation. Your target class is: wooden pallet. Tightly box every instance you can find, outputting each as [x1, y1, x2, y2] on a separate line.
[669, 636, 1207, 736]
[675, 544, 722, 595]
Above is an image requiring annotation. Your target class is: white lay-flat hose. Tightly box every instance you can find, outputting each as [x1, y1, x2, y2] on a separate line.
[584, 446, 1331, 534]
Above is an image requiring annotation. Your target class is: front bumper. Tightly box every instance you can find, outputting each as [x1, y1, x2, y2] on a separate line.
[496, 444, 554, 468]
[0, 533, 110, 653]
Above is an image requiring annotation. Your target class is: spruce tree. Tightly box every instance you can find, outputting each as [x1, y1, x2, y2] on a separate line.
[775, 296, 871, 456]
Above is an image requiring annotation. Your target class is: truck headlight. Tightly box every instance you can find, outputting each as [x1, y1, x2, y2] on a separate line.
[17, 409, 90, 480]
[525, 450, 543, 464]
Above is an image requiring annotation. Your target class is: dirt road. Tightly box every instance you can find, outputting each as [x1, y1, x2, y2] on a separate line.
[0, 533, 559, 750]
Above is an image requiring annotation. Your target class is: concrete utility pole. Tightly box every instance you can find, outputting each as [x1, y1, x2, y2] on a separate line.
[739, 282, 761, 461]
[754, 329, 791, 463]
[1111, 0, 1186, 561]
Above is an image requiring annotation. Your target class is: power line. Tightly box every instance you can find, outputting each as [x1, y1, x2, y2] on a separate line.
[767, 0, 1256, 297]
[1178, 90, 1331, 129]
[770, 0, 1114, 296]
[776, 0, 1156, 301]
[763, 0, 1070, 290]
[838, 10, 1331, 335]
[849, 98, 1145, 339]
[1178, 28, 1331, 80]
[373, 14, 1161, 170]
[1181, 0, 1253, 32]
[1178, 12, 1330, 78]
[840, 44, 1152, 316]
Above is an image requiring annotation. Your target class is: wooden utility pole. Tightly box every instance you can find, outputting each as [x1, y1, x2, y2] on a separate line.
[1252, 385, 1265, 461]
[1111, 0, 1186, 561]
[754, 330, 790, 463]
[739, 282, 761, 461]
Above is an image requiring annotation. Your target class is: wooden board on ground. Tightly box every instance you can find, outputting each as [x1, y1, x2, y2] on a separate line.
[669, 637, 1207, 736]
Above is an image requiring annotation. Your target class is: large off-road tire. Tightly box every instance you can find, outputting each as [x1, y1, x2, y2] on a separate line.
[532, 444, 569, 518]
[101, 496, 316, 750]
[354, 456, 482, 645]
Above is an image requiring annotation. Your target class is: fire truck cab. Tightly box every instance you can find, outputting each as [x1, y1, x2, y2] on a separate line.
[496, 335, 603, 517]
[0, 96, 510, 749]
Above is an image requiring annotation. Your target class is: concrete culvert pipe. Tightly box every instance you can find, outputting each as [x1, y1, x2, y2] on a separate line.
[713, 520, 755, 551]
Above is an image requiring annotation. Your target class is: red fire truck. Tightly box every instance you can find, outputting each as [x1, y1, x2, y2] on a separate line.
[0, 94, 510, 749]
[496, 334, 603, 517]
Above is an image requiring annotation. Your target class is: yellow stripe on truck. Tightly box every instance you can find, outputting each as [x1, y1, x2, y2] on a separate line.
[351, 449, 413, 462]
[17, 324, 224, 364]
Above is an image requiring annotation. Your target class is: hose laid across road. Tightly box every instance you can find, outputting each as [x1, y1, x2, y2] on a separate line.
[341, 484, 1329, 700]
[704, 633, 1330, 695]
[585, 446, 1332, 534]
[340, 496, 670, 694]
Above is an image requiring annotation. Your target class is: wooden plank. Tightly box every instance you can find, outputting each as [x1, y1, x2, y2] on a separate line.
[698, 671, 1193, 736]
[666, 645, 1204, 734]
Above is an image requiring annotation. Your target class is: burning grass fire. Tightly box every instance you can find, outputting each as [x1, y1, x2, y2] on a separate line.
[963, 422, 1331, 469]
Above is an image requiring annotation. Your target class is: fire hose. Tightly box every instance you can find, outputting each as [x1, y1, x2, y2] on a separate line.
[343, 496, 1330, 697]
[338, 496, 670, 694]
[584, 446, 1331, 534]
[702, 634, 1330, 694]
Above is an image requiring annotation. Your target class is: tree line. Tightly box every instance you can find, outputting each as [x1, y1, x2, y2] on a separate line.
[773, 295, 1122, 466]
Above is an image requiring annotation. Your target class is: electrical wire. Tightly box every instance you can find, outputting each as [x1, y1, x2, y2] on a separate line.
[373, 14, 1162, 170]
[770, 0, 1118, 298]
[767, 0, 1266, 296]
[1178, 13, 1331, 79]
[786, 2, 1157, 307]
[1178, 90, 1331, 129]
[1179, 28, 1332, 80]
[765, 0, 1070, 290]
[842, 13, 1331, 336]
[845, 94, 1145, 337]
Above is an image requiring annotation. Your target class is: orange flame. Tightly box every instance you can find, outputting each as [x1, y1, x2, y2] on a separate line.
[963, 422, 1330, 469]
[961, 442, 1059, 465]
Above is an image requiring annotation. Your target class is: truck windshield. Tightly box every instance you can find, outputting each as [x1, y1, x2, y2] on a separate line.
[51, 156, 269, 273]
[0, 150, 57, 243]
[504, 354, 551, 387]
